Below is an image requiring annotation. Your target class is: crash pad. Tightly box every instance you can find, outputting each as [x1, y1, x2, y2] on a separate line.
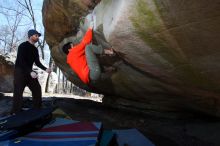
[113, 129, 155, 146]
[0, 118, 102, 146]
[0, 107, 54, 141]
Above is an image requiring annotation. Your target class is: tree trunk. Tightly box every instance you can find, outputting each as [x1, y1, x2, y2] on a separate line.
[45, 56, 53, 92]
[62, 74, 65, 93]
[57, 68, 60, 93]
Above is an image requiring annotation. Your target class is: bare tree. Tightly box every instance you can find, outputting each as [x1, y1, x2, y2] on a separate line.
[0, 3, 25, 53]
[17, 0, 46, 59]
[17, 0, 36, 28]
[45, 57, 54, 92]
[57, 69, 61, 93]
[6, 8, 23, 52]
[0, 26, 11, 53]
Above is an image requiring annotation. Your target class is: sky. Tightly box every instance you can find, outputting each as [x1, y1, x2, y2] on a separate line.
[0, 0, 44, 31]
[0, 0, 50, 64]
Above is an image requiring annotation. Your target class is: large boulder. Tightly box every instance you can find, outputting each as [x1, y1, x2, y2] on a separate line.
[42, 0, 220, 117]
[0, 53, 15, 92]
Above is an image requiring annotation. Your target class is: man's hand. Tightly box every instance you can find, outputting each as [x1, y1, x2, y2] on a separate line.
[46, 68, 52, 74]
[30, 71, 38, 78]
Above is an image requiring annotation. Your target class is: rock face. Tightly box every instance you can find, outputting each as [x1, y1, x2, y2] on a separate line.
[0, 54, 14, 92]
[42, 0, 220, 117]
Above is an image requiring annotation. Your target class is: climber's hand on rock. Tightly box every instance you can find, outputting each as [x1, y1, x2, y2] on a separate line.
[104, 48, 114, 55]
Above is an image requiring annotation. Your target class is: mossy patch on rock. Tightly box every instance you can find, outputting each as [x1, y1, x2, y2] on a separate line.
[130, 0, 219, 91]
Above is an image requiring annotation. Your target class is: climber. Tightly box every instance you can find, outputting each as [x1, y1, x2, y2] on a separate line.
[62, 27, 114, 84]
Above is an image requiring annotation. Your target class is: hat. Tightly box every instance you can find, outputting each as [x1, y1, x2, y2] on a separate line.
[28, 29, 41, 38]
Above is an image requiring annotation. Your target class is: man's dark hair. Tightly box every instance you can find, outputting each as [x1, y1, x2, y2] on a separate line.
[62, 42, 72, 55]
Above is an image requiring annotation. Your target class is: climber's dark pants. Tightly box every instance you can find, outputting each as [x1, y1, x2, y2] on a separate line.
[85, 43, 103, 81]
[11, 67, 42, 114]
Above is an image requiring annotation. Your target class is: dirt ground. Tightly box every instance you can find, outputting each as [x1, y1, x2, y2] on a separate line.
[1, 93, 220, 146]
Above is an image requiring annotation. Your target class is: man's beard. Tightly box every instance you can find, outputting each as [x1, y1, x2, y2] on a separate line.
[33, 39, 39, 43]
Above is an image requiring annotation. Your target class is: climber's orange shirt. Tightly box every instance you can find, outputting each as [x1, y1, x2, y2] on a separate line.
[67, 28, 93, 84]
